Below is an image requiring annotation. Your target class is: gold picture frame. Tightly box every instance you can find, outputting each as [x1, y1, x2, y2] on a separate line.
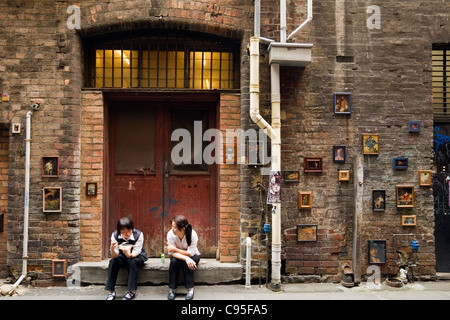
[298, 191, 312, 209]
[418, 170, 432, 186]
[362, 134, 379, 155]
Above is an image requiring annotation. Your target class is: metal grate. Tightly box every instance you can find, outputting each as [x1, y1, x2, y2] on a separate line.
[433, 44, 450, 117]
[86, 31, 239, 90]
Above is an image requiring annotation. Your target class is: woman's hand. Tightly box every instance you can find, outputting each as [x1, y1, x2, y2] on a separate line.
[120, 244, 135, 258]
[111, 240, 119, 258]
[186, 256, 197, 270]
[166, 243, 176, 253]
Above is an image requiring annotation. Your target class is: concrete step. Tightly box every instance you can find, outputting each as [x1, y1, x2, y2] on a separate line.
[71, 259, 243, 286]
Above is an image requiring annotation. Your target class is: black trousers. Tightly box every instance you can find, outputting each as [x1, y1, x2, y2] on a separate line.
[169, 255, 201, 290]
[105, 255, 145, 292]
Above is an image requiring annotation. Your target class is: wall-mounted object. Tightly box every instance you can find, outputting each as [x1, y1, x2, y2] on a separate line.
[86, 182, 98, 197]
[267, 171, 281, 204]
[42, 157, 59, 177]
[333, 92, 352, 115]
[297, 224, 317, 242]
[368, 240, 386, 264]
[298, 191, 312, 209]
[246, 138, 267, 166]
[338, 170, 350, 181]
[11, 123, 21, 134]
[43, 187, 62, 213]
[396, 185, 414, 208]
[51, 259, 67, 278]
[284, 171, 299, 183]
[409, 121, 421, 133]
[304, 157, 322, 173]
[333, 146, 346, 163]
[393, 157, 408, 170]
[418, 170, 432, 186]
[362, 134, 379, 155]
[401, 215, 417, 226]
[223, 143, 237, 164]
[1, 93, 9, 102]
[372, 190, 386, 212]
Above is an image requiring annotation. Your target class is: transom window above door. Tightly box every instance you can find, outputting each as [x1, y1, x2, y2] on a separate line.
[85, 31, 239, 90]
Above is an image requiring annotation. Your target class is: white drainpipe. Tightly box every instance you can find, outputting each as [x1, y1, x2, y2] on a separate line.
[8, 111, 32, 295]
[287, 0, 313, 41]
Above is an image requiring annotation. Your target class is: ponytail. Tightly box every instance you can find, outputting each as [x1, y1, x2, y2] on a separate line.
[185, 223, 193, 246]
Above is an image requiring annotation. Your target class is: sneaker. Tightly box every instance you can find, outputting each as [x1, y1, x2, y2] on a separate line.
[106, 291, 116, 300]
[123, 291, 136, 300]
[167, 291, 176, 300]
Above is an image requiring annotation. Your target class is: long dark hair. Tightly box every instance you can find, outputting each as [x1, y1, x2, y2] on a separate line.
[172, 215, 192, 246]
[116, 217, 134, 235]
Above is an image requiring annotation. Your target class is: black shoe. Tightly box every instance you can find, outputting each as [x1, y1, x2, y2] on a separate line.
[106, 291, 116, 300]
[123, 291, 136, 300]
[185, 291, 194, 300]
[168, 291, 176, 300]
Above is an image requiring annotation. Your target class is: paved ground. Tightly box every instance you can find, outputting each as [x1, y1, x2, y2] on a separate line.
[2, 279, 450, 300]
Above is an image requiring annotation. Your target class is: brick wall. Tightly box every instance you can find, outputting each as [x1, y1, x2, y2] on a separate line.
[0, 127, 9, 277]
[80, 92, 104, 262]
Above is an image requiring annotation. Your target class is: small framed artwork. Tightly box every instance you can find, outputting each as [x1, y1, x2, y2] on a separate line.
[298, 191, 313, 209]
[223, 143, 237, 164]
[297, 225, 318, 242]
[368, 240, 386, 264]
[401, 215, 417, 227]
[42, 157, 59, 177]
[12, 123, 21, 134]
[51, 259, 67, 278]
[333, 146, 346, 163]
[284, 171, 299, 183]
[338, 170, 350, 181]
[247, 139, 267, 166]
[418, 170, 432, 186]
[86, 182, 98, 197]
[372, 190, 386, 212]
[396, 185, 414, 208]
[362, 134, 379, 155]
[393, 157, 408, 170]
[409, 121, 421, 133]
[43, 187, 62, 213]
[304, 157, 322, 173]
[333, 92, 352, 115]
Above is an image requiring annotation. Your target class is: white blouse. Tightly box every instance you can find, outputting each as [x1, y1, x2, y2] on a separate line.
[166, 229, 200, 257]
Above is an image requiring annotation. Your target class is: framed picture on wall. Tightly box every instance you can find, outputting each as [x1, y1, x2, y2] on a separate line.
[43, 187, 62, 213]
[223, 143, 237, 164]
[396, 185, 414, 208]
[332, 146, 346, 163]
[298, 191, 313, 209]
[51, 259, 66, 278]
[409, 121, 421, 133]
[338, 170, 350, 181]
[333, 92, 352, 115]
[368, 240, 386, 264]
[304, 157, 322, 173]
[86, 182, 98, 197]
[284, 171, 299, 183]
[297, 225, 318, 242]
[372, 190, 386, 212]
[362, 134, 379, 155]
[393, 157, 408, 170]
[418, 170, 432, 186]
[401, 215, 417, 226]
[42, 157, 59, 177]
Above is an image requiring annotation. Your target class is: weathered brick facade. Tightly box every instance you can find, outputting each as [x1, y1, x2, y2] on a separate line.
[0, 0, 448, 285]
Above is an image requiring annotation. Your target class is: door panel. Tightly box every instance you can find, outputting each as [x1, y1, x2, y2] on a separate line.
[108, 99, 217, 258]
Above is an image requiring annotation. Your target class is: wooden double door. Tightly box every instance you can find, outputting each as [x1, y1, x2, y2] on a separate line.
[107, 98, 217, 258]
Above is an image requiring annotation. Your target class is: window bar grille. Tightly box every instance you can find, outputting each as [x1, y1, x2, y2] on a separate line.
[156, 36, 160, 88]
[219, 51, 222, 90]
[228, 48, 231, 89]
[175, 35, 178, 89]
[102, 49, 106, 88]
[165, 34, 169, 88]
[138, 37, 142, 88]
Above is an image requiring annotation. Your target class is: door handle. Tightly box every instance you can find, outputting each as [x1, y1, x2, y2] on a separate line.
[164, 160, 169, 178]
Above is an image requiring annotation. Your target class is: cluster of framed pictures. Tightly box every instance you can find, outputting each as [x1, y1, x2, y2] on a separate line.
[41, 156, 98, 213]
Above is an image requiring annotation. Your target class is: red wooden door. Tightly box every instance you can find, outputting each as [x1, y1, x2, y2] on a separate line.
[108, 100, 217, 258]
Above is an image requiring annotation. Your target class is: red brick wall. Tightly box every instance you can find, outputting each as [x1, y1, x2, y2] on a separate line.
[80, 91, 104, 262]
[219, 93, 241, 263]
[0, 128, 8, 276]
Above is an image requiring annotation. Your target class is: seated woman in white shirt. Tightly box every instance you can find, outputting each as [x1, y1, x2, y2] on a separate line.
[105, 217, 148, 300]
[166, 215, 201, 300]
